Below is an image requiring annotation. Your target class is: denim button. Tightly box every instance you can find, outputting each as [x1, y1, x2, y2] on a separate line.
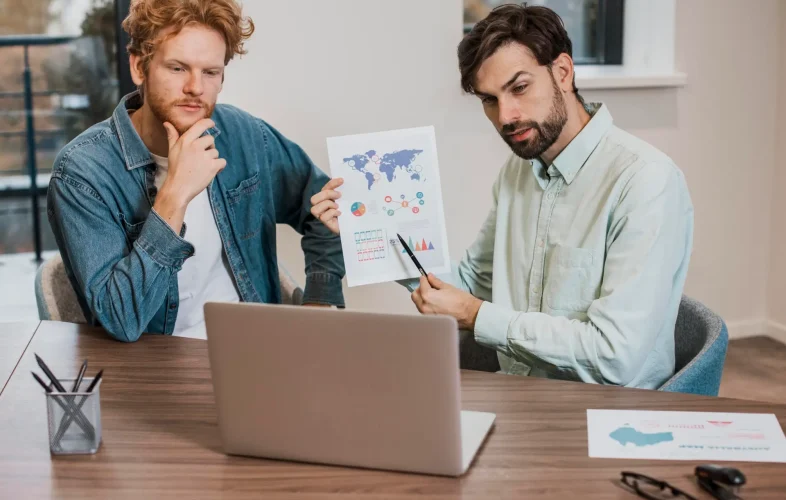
[169, 303, 177, 310]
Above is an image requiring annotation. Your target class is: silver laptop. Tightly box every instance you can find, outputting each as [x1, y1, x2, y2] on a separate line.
[204, 302, 495, 477]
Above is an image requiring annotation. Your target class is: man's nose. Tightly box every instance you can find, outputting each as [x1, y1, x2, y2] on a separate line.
[183, 71, 204, 96]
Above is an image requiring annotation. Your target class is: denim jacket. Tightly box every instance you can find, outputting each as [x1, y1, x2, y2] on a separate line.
[47, 92, 345, 342]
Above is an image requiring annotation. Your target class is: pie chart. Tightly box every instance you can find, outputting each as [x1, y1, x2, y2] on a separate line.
[351, 202, 366, 217]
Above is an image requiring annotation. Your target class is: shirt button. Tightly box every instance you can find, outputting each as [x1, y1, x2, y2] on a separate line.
[538, 239, 544, 247]
[169, 303, 177, 310]
[547, 193, 555, 200]
[533, 287, 540, 294]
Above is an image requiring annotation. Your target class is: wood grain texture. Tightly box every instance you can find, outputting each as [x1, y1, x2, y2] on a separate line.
[0, 320, 39, 396]
[720, 336, 786, 405]
[1, 321, 785, 499]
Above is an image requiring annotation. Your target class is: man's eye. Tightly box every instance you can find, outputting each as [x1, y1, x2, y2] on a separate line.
[513, 84, 527, 93]
[172, 66, 184, 72]
[481, 96, 496, 105]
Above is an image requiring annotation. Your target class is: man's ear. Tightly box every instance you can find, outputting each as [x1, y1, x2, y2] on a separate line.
[551, 53, 575, 93]
[129, 54, 145, 87]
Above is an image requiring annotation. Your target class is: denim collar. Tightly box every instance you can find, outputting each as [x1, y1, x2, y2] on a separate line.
[111, 91, 222, 171]
[530, 102, 612, 189]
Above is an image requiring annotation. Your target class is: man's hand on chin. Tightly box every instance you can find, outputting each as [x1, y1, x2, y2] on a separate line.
[410, 273, 483, 330]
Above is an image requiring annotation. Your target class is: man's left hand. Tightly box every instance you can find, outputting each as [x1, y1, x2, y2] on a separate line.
[411, 273, 483, 330]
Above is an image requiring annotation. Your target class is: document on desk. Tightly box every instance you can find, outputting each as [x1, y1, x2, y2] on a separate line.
[326, 126, 451, 287]
[587, 409, 786, 462]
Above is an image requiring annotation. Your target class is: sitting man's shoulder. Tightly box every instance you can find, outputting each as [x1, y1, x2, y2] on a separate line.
[51, 118, 118, 187]
[212, 103, 279, 136]
[603, 126, 688, 192]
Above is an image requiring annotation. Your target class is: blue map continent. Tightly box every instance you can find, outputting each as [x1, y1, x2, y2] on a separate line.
[364, 172, 375, 190]
[379, 149, 423, 182]
[609, 426, 674, 447]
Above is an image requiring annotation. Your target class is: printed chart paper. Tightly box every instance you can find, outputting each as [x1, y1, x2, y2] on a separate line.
[327, 126, 450, 287]
[587, 409, 786, 462]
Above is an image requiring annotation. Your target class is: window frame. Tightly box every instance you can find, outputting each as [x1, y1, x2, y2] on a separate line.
[462, 0, 625, 66]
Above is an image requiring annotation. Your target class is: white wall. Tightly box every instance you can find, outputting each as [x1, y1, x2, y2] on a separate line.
[221, 0, 783, 331]
[767, 0, 786, 336]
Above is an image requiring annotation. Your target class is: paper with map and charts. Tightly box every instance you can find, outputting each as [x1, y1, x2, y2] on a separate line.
[326, 126, 451, 287]
[587, 409, 786, 462]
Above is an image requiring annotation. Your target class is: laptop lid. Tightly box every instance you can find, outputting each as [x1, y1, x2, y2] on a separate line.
[204, 302, 465, 476]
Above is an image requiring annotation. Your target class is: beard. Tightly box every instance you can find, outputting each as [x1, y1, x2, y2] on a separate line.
[144, 85, 215, 135]
[499, 72, 568, 160]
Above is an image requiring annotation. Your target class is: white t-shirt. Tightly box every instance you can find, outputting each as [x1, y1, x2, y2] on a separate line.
[151, 153, 240, 339]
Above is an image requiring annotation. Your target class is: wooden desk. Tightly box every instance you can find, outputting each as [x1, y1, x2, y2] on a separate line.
[0, 321, 39, 396]
[1, 321, 785, 499]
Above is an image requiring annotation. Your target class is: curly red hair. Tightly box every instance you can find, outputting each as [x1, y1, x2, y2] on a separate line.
[122, 0, 255, 73]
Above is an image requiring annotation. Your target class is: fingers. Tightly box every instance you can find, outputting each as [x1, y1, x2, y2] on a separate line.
[181, 118, 216, 143]
[411, 289, 424, 312]
[311, 200, 339, 218]
[419, 275, 432, 291]
[427, 273, 444, 289]
[193, 134, 216, 151]
[319, 208, 339, 224]
[310, 188, 341, 206]
[323, 177, 344, 190]
[206, 148, 220, 159]
[213, 158, 227, 171]
[163, 122, 179, 151]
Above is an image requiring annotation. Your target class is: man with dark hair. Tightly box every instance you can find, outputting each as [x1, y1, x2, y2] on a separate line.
[314, 4, 694, 389]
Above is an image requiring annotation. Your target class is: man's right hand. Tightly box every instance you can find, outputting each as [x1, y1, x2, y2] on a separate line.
[310, 177, 343, 235]
[153, 119, 227, 233]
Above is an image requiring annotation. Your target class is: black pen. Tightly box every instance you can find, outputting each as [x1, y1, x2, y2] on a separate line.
[84, 369, 104, 393]
[34, 353, 67, 393]
[32, 372, 53, 393]
[72, 359, 88, 392]
[397, 233, 427, 277]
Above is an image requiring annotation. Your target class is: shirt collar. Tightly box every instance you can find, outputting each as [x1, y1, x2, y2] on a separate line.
[112, 91, 221, 171]
[530, 102, 612, 189]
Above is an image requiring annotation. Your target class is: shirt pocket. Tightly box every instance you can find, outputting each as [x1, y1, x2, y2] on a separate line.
[119, 212, 145, 246]
[226, 173, 263, 241]
[544, 245, 596, 312]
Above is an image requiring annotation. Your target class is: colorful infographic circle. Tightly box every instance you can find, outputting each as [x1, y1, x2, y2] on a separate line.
[351, 202, 366, 217]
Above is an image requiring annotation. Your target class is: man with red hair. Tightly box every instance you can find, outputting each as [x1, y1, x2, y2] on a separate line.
[47, 0, 345, 342]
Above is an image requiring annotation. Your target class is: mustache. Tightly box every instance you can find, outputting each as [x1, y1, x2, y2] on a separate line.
[173, 99, 206, 107]
[501, 121, 540, 135]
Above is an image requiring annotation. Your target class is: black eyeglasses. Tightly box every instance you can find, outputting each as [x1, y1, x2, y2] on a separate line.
[621, 471, 698, 500]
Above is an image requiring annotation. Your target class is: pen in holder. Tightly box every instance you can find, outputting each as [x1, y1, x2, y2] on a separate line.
[45, 377, 102, 455]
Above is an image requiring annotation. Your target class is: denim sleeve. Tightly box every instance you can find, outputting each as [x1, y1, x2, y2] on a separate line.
[47, 174, 194, 342]
[260, 121, 345, 307]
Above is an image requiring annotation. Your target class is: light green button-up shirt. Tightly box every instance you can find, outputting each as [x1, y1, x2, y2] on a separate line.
[457, 103, 693, 389]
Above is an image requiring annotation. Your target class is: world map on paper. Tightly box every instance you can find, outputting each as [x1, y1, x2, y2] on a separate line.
[343, 149, 424, 190]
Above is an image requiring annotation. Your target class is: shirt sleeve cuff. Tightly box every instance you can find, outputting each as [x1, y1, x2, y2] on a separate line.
[302, 272, 345, 307]
[134, 209, 195, 269]
[474, 301, 516, 353]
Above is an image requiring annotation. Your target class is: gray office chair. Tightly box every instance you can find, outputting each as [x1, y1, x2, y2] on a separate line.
[458, 295, 729, 396]
[34, 253, 305, 323]
[659, 295, 728, 396]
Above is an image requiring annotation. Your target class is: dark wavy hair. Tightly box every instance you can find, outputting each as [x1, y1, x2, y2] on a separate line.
[458, 3, 581, 102]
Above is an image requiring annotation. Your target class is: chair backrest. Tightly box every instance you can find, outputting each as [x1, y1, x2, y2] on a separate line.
[35, 254, 305, 322]
[35, 253, 86, 323]
[659, 295, 728, 396]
